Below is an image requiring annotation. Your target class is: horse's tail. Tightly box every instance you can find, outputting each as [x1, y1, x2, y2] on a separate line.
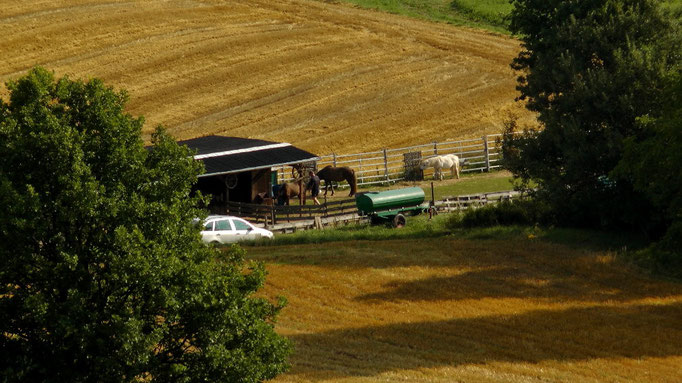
[348, 169, 357, 196]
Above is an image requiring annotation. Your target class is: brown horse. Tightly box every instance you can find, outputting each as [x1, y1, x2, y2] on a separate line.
[316, 166, 357, 196]
[253, 192, 274, 206]
[277, 182, 304, 205]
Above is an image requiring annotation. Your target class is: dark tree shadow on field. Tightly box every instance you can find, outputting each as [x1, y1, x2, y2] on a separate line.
[252, 239, 682, 303]
[287, 303, 682, 380]
[250, 237, 647, 272]
[250, 239, 586, 268]
[357, 266, 682, 303]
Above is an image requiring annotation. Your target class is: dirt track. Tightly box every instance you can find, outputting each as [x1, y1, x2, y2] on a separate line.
[0, 0, 534, 154]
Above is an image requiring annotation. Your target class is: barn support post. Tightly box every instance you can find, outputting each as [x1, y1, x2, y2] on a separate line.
[483, 135, 490, 172]
[383, 149, 389, 182]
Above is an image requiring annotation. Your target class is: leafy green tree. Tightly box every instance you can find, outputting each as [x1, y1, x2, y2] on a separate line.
[503, 0, 680, 228]
[615, 72, 682, 272]
[0, 67, 290, 382]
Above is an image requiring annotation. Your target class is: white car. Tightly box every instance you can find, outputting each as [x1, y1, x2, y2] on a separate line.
[200, 215, 274, 244]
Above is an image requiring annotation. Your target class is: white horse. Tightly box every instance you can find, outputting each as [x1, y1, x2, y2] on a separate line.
[419, 154, 461, 181]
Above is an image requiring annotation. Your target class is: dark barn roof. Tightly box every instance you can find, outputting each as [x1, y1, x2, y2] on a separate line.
[177, 135, 319, 177]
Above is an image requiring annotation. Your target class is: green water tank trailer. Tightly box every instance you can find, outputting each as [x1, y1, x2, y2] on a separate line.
[355, 187, 428, 227]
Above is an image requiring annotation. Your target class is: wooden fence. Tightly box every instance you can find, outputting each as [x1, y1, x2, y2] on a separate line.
[432, 190, 522, 212]
[226, 189, 523, 233]
[277, 134, 504, 188]
[226, 198, 358, 226]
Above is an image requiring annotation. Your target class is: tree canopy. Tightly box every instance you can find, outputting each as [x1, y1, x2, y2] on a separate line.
[503, 0, 680, 228]
[615, 72, 682, 273]
[0, 67, 290, 382]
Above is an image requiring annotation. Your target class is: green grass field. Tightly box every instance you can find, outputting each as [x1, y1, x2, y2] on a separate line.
[332, 0, 511, 32]
[328, 0, 511, 32]
[419, 171, 518, 200]
[288, 170, 519, 207]
[450, 0, 512, 28]
[356, 170, 518, 200]
[329, 0, 679, 34]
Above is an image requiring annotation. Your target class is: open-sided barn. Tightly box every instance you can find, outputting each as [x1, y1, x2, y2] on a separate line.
[179, 135, 319, 212]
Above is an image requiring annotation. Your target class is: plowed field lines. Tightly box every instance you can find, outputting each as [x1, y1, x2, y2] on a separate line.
[1, 0, 534, 154]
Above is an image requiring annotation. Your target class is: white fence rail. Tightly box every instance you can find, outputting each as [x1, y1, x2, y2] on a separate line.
[277, 134, 504, 187]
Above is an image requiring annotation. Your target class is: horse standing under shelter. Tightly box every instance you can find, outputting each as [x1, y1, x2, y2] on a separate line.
[419, 154, 461, 181]
[316, 166, 357, 196]
[277, 182, 304, 205]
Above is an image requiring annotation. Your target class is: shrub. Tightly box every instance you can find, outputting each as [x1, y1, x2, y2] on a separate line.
[453, 199, 554, 228]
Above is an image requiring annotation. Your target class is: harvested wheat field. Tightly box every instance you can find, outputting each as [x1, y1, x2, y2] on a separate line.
[0, 0, 533, 154]
[249, 238, 682, 382]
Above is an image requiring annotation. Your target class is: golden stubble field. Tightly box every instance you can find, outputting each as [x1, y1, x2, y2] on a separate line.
[0, 0, 534, 154]
[249, 239, 682, 382]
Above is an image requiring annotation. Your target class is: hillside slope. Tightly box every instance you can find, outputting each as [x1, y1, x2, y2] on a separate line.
[0, 0, 533, 154]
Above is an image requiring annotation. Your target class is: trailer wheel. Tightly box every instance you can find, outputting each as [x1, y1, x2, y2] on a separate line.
[392, 214, 406, 228]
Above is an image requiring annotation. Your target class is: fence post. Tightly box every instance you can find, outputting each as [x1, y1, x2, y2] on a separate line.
[358, 158, 363, 186]
[332, 153, 337, 167]
[433, 142, 438, 156]
[383, 149, 389, 182]
[483, 135, 490, 172]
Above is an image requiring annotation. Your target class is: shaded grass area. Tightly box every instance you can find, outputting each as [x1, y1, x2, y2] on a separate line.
[249, 213, 456, 245]
[246, 209, 646, 255]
